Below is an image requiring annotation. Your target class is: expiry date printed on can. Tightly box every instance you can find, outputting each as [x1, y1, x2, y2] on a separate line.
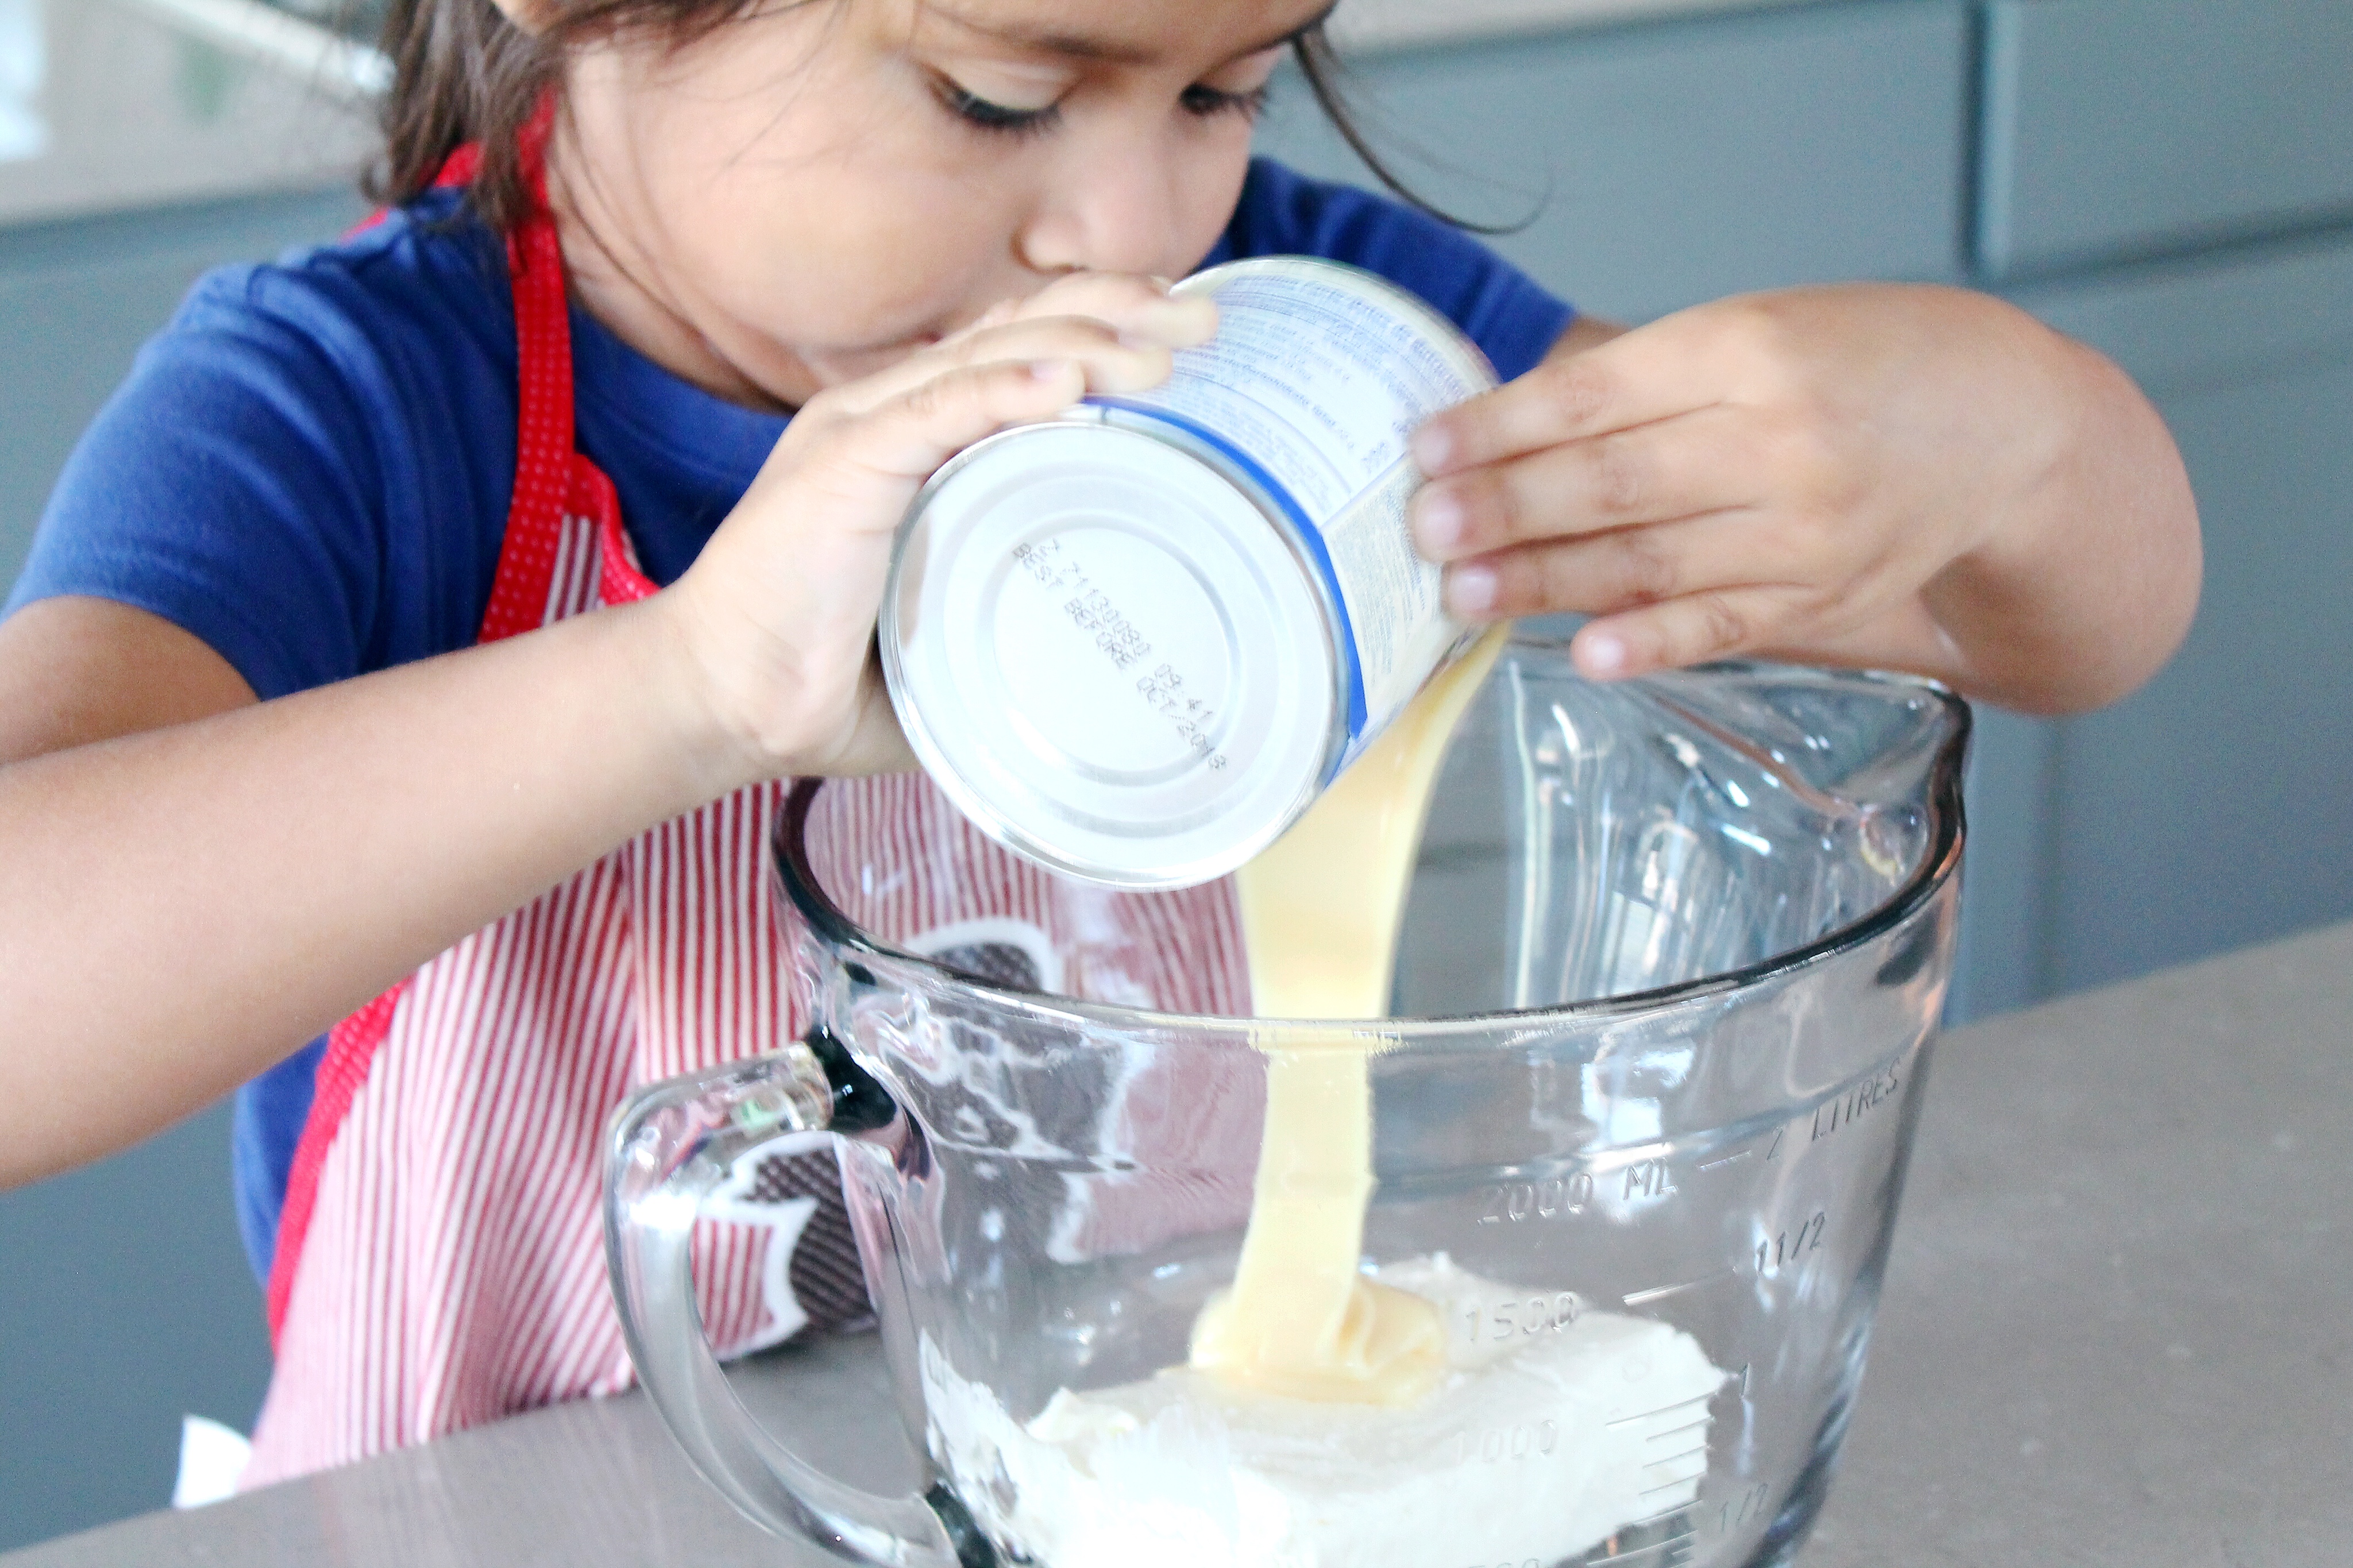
[1136, 663, 1227, 770]
[1012, 538, 1228, 770]
[1013, 539, 1153, 671]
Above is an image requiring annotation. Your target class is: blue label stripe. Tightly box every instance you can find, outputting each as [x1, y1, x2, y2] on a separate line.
[1089, 397, 1370, 749]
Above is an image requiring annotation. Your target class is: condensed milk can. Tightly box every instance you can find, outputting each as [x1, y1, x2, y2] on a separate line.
[881, 256, 1498, 888]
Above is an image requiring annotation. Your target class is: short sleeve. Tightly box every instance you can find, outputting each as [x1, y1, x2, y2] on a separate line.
[8, 267, 398, 701]
[1215, 159, 1576, 384]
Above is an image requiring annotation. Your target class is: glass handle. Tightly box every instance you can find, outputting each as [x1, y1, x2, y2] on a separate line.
[603, 1038, 965, 1567]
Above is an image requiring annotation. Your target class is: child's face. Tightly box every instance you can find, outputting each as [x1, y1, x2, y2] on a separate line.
[554, 0, 1327, 408]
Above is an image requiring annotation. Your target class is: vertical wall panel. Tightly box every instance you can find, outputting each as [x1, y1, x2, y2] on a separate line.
[2013, 234, 2353, 992]
[1256, 0, 1971, 321]
[1980, 0, 2353, 277]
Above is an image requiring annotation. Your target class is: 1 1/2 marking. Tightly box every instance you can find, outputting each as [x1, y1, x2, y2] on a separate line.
[1708, 1482, 1774, 1538]
[1756, 1210, 1828, 1278]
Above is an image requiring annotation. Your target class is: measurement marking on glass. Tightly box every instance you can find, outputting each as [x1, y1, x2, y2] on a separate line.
[1642, 1446, 1710, 1474]
[1621, 1270, 1733, 1308]
[1587, 1527, 1700, 1566]
[1698, 1149, 1753, 1173]
[1756, 1210, 1829, 1278]
[1647, 1418, 1709, 1445]
[1620, 1157, 1677, 1200]
[1708, 1482, 1775, 1538]
[1607, 1393, 1712, 1430]
[1587, 1544, 1691, 1566]
[1809, 1063, 1903, 1145]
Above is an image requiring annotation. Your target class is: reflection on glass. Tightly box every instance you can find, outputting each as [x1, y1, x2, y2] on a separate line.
[0, 0, 45, 165]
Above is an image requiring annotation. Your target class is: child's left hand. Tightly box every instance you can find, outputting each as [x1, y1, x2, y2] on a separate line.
[1407, 283, 2201, 715]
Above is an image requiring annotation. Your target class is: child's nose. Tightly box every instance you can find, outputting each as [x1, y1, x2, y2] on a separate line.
[1015, 141, 1186, 279]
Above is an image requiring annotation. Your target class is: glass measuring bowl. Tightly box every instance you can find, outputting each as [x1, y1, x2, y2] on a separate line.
[605, 641, 1968, 1568]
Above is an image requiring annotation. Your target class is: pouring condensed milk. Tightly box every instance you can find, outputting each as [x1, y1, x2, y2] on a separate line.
[889, 262, 1738, 1557]
[921, 624, 1729, 1567]
[1186, 625, 1515, 1405]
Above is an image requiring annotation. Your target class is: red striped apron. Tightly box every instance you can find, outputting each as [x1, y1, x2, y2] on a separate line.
[241, 128, 1249, 1486]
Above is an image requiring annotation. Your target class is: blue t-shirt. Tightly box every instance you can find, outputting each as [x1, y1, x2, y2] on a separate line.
[7, 159, 1573, 1287]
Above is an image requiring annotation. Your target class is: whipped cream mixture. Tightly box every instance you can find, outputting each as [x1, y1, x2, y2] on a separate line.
[928, 625, 1728, 1563]
[924, 1256, 1726, 1568]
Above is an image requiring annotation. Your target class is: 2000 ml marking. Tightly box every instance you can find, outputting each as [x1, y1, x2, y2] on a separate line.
[1478, 1173, 1595, 1225]
[1476, 1157, 1677, 1225]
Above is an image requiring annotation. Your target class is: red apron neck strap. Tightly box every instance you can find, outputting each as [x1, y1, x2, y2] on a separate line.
[477, 90, 578, 643]
[433, 142, 483, 191]
[433, 90, 553, 193]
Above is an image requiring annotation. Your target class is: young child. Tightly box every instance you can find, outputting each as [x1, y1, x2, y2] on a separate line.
[0, 0, 2197, 1486]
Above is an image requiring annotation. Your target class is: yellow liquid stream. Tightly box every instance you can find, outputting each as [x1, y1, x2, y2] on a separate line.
[1189, 626, 1511, 1406]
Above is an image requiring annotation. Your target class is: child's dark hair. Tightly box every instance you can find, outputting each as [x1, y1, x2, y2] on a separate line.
[367, 0, 1472, 233]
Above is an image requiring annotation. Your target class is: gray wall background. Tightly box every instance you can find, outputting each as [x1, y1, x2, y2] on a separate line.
[5, 0, 2350, 1550]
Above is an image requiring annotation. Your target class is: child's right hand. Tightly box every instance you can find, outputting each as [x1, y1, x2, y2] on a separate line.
[655, 272, 1216, 783]
[0, 272, 1212, 1181]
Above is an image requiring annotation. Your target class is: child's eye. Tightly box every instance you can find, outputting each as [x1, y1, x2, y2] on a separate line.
[939, 81, 1063, 138]
[1179, 83, 1271, 122]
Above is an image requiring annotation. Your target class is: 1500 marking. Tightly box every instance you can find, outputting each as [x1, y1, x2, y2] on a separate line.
[1464, 1291, 1583, 1344]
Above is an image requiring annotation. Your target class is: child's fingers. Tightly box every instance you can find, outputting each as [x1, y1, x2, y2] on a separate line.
[1412, 333, 1706, 478]
[817, 315, 1176, 419]
[736, 359, 1086, 653]
[1410, 405, 1771, 562]
[746, 357, 1083, 544]
[1414, 299, 1805, 478]
[1439, 509, 1850, 624]
[1569, 584, 1822, 680]
[1001, 271, 1218, 347]
[938, 314, 1184, 391]
[827, 357, 1090, 491]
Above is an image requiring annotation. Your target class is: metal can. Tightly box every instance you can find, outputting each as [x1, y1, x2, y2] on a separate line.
[881, 256, 1498, 889]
